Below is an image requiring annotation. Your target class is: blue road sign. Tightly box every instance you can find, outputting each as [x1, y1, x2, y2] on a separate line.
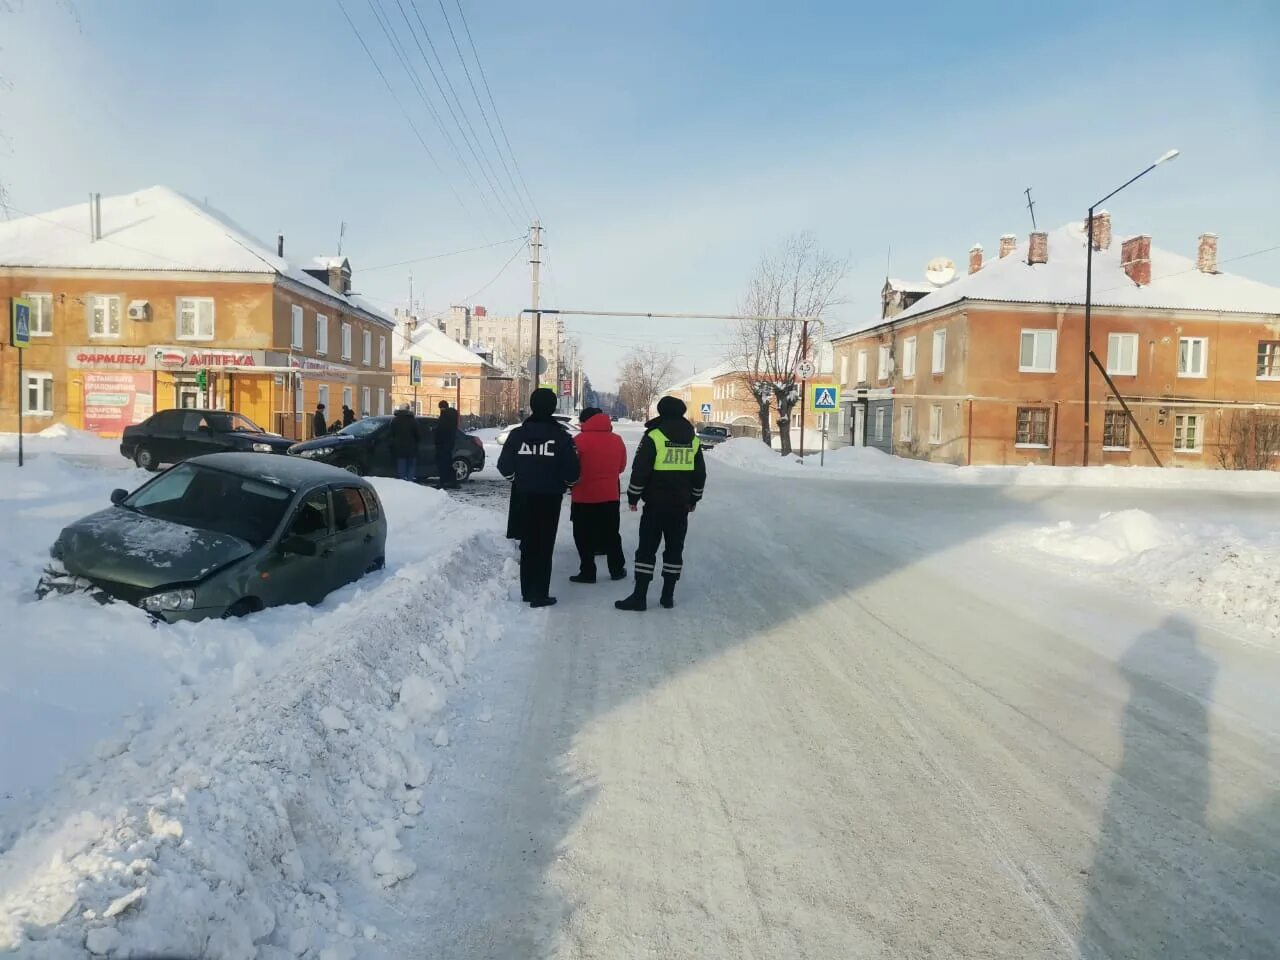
[809, 383, 839, 412]
[12, 298, 32, 349]
[410, 356, 422, 386]
[700, 402, 712, 415]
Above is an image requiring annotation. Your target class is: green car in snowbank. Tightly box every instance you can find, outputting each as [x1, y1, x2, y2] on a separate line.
[38, 453, 387, 622]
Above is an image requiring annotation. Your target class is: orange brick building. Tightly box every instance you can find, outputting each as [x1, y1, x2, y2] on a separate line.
[389, 313, 512, 425]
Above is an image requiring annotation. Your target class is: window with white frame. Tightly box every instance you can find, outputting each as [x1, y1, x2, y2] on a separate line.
[23, 293, 53, 336]
[362, 330, 372, 366]
[379, 336, 387, 368]
[317, 384, 330, 412]
[378, 388, 386, 415]
[1019, 329, 1057, 373]
[874, 406, 886, 440]
[342, 386, 353, 411]
[23, 372, 54, 415]
[903, 336, 917, 379]
[176, 297, 215, 340]
[1103, 410, 1130, 450]
[1256, 341, 1280, 380]
[856, 350, 868, 383]
[87, 295, 121, 338]
[839, 354, 849, 385]
[1016, 406, 1050, 446]
[1174, 413, 1203, 452]
[341, 323, 353, 360]
[442, 373, 459, 388]
[1107, 333, 1139, 376]
[1178, 337, 1208, 378]
[361, 385, 371, 415]
[291, 305, 304, 349]
[878, 344, 891, 380]
[900, 404, 914, 441]
[932, 329, 946, 374]
[929, 404, 942, 444]
[316, 314, 328, 355]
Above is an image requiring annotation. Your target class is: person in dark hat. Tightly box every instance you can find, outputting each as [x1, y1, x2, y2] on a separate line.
[435, 399, 460, 488]
[312, 402, 328, 439]
[568, 406, 628, 583]
[498, 388, 580, 607]
[615, 395, 706, 612]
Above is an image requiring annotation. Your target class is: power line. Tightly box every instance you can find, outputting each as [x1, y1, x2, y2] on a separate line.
[362, 234, 525, 272]
[1093, 242, 1280, 296]
[453, 0, 541, 220]
[459, 238, 529, 303]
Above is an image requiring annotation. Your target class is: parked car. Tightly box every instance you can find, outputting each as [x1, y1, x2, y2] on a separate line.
[287, 414, 485, 483]
[695, 424, 731, 448]
[495, 414, 578, 446]
[120, 409, 293, 471]
[37, 453, 386, 622]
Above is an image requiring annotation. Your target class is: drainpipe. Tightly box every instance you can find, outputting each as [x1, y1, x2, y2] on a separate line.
[966, 399, 974, 465]
[1051, 401, 1060, 466]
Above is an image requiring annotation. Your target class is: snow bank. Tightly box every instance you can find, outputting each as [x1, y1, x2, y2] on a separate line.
[1007, 510, 1280, 647]
[0, 461, 525, 957]
[0, 424, 121, 458]
[714, 437, 1280, 491]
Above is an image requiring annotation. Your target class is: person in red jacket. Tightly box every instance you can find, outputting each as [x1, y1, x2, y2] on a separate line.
[569, 407, 628, 583]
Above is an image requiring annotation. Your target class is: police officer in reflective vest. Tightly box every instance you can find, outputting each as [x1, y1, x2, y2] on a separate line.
[616, 396, 707, 612]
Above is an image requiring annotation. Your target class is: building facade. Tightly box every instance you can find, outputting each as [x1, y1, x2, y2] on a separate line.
[390, 314, 512, 425]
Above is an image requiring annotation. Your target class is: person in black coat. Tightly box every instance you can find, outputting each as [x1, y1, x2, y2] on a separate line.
[389, 407, 421, 481]
[498, 388, 580, 608]
[312, 403, 328, 439]
[615, 395, 707, 612]
[435, 400, 460, 489]
[342, 404, 356, 427]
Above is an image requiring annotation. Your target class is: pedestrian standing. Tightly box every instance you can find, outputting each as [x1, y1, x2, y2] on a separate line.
[342, 404, 356, 427]
[615, 396, 706, 612]
[389, 406, 421, 481]
[435, 400, 460, 489]
[569, 407, 628, 583]
[312, 402, 328, 439]
[498, 388, 580, 608]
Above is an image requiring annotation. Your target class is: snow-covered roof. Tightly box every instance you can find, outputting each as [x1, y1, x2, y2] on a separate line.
[840, 222, 1280, 338]
[0, 186, 392, 327]
[309, 256, 349, 270]
[664, 360, 738, 392]
[886, 277, 945, 294]
[392, 321, 490, 367]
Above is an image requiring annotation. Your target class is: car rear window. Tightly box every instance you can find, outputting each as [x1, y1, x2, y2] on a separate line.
[334, 487, 369, 530]
[358, 487, 381, 522]
[127, 463, 293, 546]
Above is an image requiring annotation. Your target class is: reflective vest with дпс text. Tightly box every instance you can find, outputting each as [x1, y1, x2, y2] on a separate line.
[650, 429, 700, 471]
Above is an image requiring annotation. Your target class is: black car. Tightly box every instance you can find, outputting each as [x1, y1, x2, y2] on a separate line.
[121, 409, 294, 471]
[287, 415, 486, 483]
[695, 424, 731, 448]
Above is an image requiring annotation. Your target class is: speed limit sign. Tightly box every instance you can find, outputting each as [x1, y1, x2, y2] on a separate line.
[797, 359, 816, 379]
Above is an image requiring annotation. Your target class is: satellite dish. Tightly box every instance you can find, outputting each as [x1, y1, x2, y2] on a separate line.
[924, 257, 957, 286]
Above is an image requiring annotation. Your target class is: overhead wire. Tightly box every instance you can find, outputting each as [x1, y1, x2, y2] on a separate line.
[457, 238, 530, 304]
[362, 234, 525, 272]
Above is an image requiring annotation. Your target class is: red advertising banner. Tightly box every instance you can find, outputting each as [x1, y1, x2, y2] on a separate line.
[83, 372, 154, 435]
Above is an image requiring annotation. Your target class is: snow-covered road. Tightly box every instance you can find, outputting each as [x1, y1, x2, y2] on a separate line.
[394, 458, 1280, 958]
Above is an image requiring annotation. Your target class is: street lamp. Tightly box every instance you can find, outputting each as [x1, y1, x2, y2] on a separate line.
[1082, 148, 1179, 466]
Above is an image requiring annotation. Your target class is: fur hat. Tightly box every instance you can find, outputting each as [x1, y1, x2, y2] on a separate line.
[529, 388, 558, 417]
[656, 396, 687, 418]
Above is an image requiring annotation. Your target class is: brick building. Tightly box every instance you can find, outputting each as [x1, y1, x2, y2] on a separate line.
[0, 187, 395, 439]
[390, 313, 512, 425]
[831, 217, 1280, 467]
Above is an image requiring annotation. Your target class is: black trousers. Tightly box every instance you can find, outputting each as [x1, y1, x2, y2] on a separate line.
[519, 493, 563, 600]
[635, 505, 689, 581]
[435, 445, 456, 486]
[570, 501, 626, 577]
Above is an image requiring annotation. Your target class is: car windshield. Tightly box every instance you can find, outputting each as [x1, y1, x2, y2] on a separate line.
[339, 418, 388, 438]
[207, 412, 265, 434]
[124, 463, 294, 546]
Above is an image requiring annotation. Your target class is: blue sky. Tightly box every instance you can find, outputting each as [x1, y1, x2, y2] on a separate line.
[2, 0, 1278, 389]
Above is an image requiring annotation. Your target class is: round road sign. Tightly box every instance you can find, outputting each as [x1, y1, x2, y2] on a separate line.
[796, 359, 816, 379]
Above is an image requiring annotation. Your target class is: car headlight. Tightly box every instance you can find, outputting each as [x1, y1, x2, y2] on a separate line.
[49, 537, 64, 561]
[299, 446, 334, 459]
[141, 588, 196, 613]
[251, 442, 275, 453]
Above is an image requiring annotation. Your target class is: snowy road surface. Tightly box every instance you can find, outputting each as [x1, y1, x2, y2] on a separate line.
[398, 462, 1280, 958]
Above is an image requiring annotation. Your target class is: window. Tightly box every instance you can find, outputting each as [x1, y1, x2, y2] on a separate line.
[1015, 406, 1050, 447]
[1106, 333, 1138, 376]
[856, 350, 868, 383]
[900, 404, 914, 441]
[316, 314, 328, 355]
[23, 372, 54, 415]
[1174, 414, 1203, 452]
[929, 404, 942, 444]
[290, 489, 332, 539]
[442, 373, 459, 388]
[87, 295, 121, 337]
[839, 355, 849, 385]
[903, 336, 917, 379]
[378, 388, 386, 415]
[318, 384, 329, 412]
[874, 406, 886, 440]
[359, 487, 382, 522]
[361, 385, 371, 414]
[23, 293, 53, 336]
[176, 297, 215, 340]
[291, 305, 304, 349]
[341, 323, 353, 360]
[878, 344, 891, 380]
[342, 386, 353, 411]
[334, 487, 370, 530]
[1019, 329, 1057, 373]
[378, 336, 387, 368]
[1103, 410, 1130, 450]
[1178, 337, 1208, 378]
[1257, 341, 1280, 380]
[932, 330, 946, 374]
[362, 330, 372, 366]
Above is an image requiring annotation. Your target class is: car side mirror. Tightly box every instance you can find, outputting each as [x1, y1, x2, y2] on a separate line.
[279, 534, 319, 557]
[110, 488, 129, 505]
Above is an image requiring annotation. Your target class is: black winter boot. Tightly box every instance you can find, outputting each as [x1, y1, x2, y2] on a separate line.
[614, 575, 651, 612]
[659, 576, 677, 609]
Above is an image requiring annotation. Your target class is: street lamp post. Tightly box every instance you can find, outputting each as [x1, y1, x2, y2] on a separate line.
[1082, 149, 1179, 466]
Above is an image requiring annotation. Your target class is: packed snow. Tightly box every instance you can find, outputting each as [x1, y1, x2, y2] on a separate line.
[0, 424, 121, 458]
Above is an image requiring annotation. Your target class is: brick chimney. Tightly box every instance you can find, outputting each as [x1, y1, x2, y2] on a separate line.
[1197, 233, 1218, 274]
[999, 234, 1016, 258]
[277, 233, 284, 257]
[1088, 210, 1112, 251]
[1028, 231, 1048, 265]
[1120, 235, 1152, 286]
[968, 243, 984, 274]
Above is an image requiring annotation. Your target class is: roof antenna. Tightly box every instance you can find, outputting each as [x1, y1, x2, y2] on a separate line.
[885, 242, 891, 281]
[337, 220, 347, 256]
[1024, 187, 1038, 231]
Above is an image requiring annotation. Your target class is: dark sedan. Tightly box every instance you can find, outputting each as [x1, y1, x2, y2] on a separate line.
[287, 415, 485, 483]
[120, 409, 293, 471]
[695, 424, 731, 448]
[38, 453, 387, 622]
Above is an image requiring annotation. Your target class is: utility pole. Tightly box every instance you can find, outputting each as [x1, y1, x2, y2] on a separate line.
[530, 220, 542, 396]
[799, 319, 810, 461]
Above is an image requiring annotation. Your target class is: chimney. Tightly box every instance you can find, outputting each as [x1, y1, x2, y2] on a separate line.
[1028, 231, 1048, 265]
[94, 193, 102, 241]
[1120, 235, 1152, 286]
[277, 233, 284, 257]
[1088, 210, 1112, 251]
[998, 234, 1016, 258]
[1197, 233, 1218, 274]
[327, 261, 351, 295]
[89, 192, 96, 242]
[968, 243, 984, 274]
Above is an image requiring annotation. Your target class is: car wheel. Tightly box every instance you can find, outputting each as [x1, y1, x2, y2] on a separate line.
[134, 446, 160, 471]
[343, 462, 364, 476]
[223, 598, 260, 619]
[452, 458, 472, 483]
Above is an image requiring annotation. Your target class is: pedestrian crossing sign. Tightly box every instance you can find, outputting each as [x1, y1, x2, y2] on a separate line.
[808, 383, 839, 412]
[11, 297, 31, 349]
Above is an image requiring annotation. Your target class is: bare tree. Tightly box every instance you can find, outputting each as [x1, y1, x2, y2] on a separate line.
[727, 232, 848, 455]
[617, 346, 677, 421]
[1215, 409, 1280, 470]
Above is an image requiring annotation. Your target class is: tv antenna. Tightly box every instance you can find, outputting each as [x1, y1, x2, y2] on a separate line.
[1024, 188, 1037, 230]
[337, 220, 347, 256]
